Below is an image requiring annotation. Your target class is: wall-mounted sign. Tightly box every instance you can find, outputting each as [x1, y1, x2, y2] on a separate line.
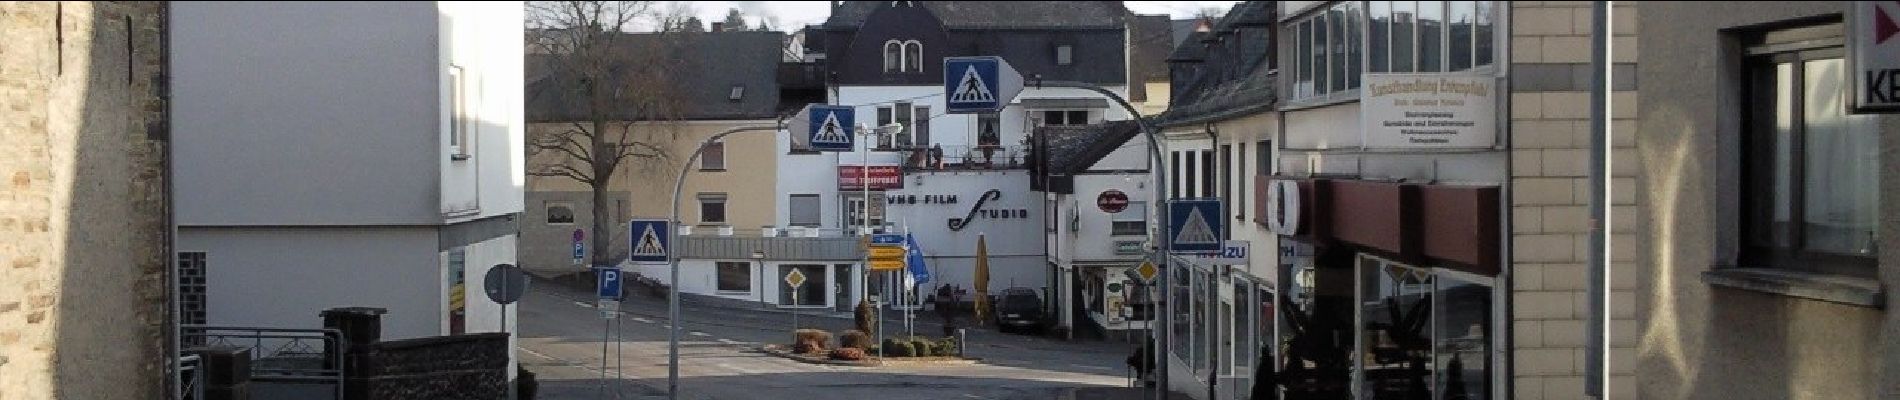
[1113, 240, 1145, 255]
[1850, 1, 1900, 113]
[1264, 180, 1301, 236]
[838, 165, 904, 190]
[1097, 189, 1129, 213]
[887, 194, 959, 205]
[947, 189, 1030, 231]
[1361, 74, 1497, 148]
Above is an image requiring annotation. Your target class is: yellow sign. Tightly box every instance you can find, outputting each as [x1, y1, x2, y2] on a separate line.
[870, 259, 907, 271]
[1135, 262, 1158, 282]
[784, 269, 808, 288]
[868, 246, 907, 259]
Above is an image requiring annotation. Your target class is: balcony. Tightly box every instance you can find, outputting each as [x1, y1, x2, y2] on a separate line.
[889, 145, 1027, 172]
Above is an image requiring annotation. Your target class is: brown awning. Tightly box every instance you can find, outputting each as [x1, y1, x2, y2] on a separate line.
[1254, 176, 1501, 276]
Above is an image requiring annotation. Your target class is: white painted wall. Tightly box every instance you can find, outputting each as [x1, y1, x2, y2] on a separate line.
[439, 2, 526, 223]
[885, 172, 1046, 293]
[184, 227, 442, 340]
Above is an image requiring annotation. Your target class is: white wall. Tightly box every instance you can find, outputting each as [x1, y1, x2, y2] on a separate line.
[184, 227, 443, 340]
[446, 234, 518, 378]
[1066, 174, 1155, 260]
[439, 1, 526, 222]
[886, 171, 1046, 292]
[833, 85, 1133, 151]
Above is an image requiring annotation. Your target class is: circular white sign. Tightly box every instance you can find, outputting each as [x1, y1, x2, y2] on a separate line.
[1265, 180, 1301, 236]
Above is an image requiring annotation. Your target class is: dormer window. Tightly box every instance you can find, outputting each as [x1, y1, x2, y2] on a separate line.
[884, 39, 925, 73]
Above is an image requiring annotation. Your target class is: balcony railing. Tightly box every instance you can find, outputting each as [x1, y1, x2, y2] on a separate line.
[675, 226, 871, 261]
[888, 145, 1027, 171]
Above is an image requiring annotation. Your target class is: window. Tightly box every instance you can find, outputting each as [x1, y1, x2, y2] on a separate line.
[914, 106, 931, 146]
[1171, 152, 1183, 199]
[449, 65, 472, 160]
[877, 103, 927, 148]
[1256, 141, 1274, 176]
[698, 193, 728, 224]
[1289, 1, 1364, 100]
[178, 252, 208, 330]
[1237, 144, 1247, 219]
[1038, 110, 1091, 126]
[877, 106, 895, 148]
[977, 113, 1001, 146]
[790, 194, 821, 227]
[701, 141, 725, 171]
[1742, 25, 1878, 274]
[904, 40, 924, 72]
[1448, 1, 1475, 71]
[1364, 1, 1494, 76]
[1355, 256, 1494, 400]
[894, 102, 914, 146]
[884, 40, 902, 72]
[1221, 144, 1233, 217]
[780, 265, 827, 306]
[1056, 45, 1074, 66]
[1392, 0, 1416, 72]
[844, 194, 885, 231]
[546, 202, 576, 225]
[716, 262, 751, 292]
[447, 248, 466, 335]
[1112, 202, 1147, 236]
[1046, 199, 1058, 233]
[1201, 149, 1216, 198]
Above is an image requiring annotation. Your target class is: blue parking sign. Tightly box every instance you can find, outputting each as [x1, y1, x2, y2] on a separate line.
[596, 267, 622, 300]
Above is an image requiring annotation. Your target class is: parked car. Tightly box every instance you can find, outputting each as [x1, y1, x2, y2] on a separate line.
[993, 288, 1044, 334]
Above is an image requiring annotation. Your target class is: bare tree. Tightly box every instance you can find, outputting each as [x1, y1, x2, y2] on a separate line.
[720, 8, 748, 31]
[526, 1, 692, 270]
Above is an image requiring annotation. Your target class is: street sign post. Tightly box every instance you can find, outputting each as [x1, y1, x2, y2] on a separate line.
[629, 219, 670, 263]
[572, 229, 585, 265]
[943, 56, 1024, 114]
[596, 266, 622, 317]
[785, 269, 808, 332]
[792, 104, 856, 151]
[1167, 199, 1224, 254]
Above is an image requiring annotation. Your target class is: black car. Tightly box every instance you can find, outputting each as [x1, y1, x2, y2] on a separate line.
[993, 288, 1044, 334]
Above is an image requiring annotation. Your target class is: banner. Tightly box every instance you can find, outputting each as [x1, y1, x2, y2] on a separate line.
[838, 165, 904, 190]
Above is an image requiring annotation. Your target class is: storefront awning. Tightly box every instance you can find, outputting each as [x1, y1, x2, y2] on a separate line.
[1258, 176, 1502, 276]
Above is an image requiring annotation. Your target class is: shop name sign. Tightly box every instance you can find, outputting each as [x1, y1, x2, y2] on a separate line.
[1850, 1, 1900, 113]
[947, 189, 1030, 231]
[838, 165, 904, 190]
[1361, 74, 1497, 148]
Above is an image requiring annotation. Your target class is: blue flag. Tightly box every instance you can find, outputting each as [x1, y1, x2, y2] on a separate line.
[904, 234, 931, 286]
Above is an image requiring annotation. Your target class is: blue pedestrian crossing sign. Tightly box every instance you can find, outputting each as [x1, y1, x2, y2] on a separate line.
[943, 56, 1023, 114]
[596, 266, 622, 300]
[798, 105, 855, 152]
[628, 219, 670, 263]
[1168, 199, 1224, 254]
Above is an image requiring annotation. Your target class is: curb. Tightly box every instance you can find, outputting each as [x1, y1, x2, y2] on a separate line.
[757, 345, 984, 367]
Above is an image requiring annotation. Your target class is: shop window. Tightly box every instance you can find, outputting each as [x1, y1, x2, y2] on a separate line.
[1355, 255, 1493, 400]
[1740, 23, 1878, 275]
[716, 262, 751, 293]
[779, 265, 826, 306]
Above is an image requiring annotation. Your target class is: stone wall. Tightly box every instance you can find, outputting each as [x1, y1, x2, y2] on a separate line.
[0, 2, 170, 399]
[1507, 2, 1640, 399]
[364, 333, 511, 400]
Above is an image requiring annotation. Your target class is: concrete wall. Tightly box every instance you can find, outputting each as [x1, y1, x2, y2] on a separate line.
[1635, 2, 1900, 399]
[1510, 2, 1641, 399]
[181, 227, 444, 341]
[0, 2, 169, 398]
[171, 1, 442, 226]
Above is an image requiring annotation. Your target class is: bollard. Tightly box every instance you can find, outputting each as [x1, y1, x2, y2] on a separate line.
[957, 328, 967, 358]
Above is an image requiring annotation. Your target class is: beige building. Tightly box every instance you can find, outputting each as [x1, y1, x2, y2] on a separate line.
[0, 2, 169, 399]
[522, 30, 796, 278]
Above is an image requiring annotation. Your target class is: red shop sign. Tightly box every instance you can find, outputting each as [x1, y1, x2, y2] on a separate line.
[838, 165, 905, 190]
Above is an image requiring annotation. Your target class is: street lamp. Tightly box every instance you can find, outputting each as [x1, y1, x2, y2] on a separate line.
[858, 122, 901, 363]
[665, 124, 780, 400]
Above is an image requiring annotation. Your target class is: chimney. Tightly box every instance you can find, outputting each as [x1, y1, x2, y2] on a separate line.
[711, 22, 725, 32]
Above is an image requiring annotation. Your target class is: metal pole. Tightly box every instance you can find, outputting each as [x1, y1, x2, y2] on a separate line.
[600, 318, 609, 398]
[668, 125, 781, 400]
[1585, 1, 1613, 397]
[1035, 81, 1171, 399]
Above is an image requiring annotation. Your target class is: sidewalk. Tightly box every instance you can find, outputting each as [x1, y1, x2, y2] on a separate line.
[1058, 387, 1196, 400]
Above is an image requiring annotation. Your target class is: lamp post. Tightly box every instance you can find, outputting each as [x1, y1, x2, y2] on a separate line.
[667, 124, 781, 400]
[857, 123, 902, 361]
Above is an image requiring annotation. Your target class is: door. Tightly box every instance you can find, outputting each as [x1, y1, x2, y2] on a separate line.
[779, 264, 826, 307]
[835, 264, 854, 312]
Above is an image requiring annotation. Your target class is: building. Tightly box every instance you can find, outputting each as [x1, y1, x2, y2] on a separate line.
[523, 30, 796, 279]
[0, 2, 169, 398]
[1031, 121, 1156, 340]
[1153, 2, 1283, 398]
[170, 0, 524, 349]
[1634, 2, 1900, 399]
[764, 0, 1140, 313]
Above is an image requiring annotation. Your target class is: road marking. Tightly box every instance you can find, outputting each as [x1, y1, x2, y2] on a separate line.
[690, 331, 711, 337]
[633, 317, 653, 323]
[573, 301, 595, 308]
[518, 347, 638, 380]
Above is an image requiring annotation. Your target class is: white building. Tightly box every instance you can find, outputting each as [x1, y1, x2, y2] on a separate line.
[1033, 121, 1158, 339]
[170, 0, 524, 355]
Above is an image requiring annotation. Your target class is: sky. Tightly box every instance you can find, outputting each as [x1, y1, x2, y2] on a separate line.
[678, 1, 1237, 31]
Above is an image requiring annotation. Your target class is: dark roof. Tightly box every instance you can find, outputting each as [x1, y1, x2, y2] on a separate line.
[1037, 120, 1143, 174]
[822, 1, 1126, 30]
[1169, 19, 1199, 47]
[527, 31, 785, 122]
[1157, 1, 1277, 127]
[1128, 14, 1173, 84]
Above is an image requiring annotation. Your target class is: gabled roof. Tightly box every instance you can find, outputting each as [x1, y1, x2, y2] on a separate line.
[822, 1, 1126, 30]
[1128, 14, 1175, 85]
[1157, 1, 1277, 127]
[1037, 120, 1143, 175]
[526, 31, 785, 122]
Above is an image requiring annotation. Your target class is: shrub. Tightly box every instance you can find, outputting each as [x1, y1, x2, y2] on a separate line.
[829, 347, 867, 361]
[911, 339, 935, 357]
[838, 330, 871, 349]
[880, 339, 915, 357]
[936, 337, 960, 356]
[854, 300, 876, 336]
[793, 329, 832, 349]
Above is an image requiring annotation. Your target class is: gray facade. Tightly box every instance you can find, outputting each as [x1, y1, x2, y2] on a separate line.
[171, 1, 442, 226]
[180, 227, 443, 340]
[1637, 2, 1900, 399]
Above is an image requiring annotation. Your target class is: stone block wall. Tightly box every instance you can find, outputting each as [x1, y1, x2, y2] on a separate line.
[364, 333, 511, 400]
[1508, 2, 1640, 399]
[0, 2, 170, 399]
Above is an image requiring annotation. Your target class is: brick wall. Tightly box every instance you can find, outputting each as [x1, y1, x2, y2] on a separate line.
[364, 333, 512, 400]
[1508, 2, 1639, 399]
[0, 2, 169, 399]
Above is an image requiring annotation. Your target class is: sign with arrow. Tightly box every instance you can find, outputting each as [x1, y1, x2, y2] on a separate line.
[628, 219, 670, 263]
[1851, 1, 1900, 112]
[943, 56, 1024, 114]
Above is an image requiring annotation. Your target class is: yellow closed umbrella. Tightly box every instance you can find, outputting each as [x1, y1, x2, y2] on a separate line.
[973, 233, 991, 325]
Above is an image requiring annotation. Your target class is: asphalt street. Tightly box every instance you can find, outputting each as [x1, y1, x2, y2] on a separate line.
[515, 278, 1142, 400]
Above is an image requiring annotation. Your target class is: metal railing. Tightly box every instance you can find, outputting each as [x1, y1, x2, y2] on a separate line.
[178, 354, 205, 400]
[181, 325, 345, 400]
[893, 145, 1027, 171]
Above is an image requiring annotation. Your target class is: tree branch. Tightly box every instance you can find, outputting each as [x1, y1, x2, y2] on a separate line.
[529, 163, 596, 186]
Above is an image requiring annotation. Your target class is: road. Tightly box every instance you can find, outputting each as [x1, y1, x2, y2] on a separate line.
[515, 279, 1140, 400]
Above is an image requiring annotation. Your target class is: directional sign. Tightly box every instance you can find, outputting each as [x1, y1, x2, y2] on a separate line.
[943, 57, 1024, 114]
[870, 234, 906, 245]
[628, 219, 669, 263]
[595, 266, 622, 300]
[796, 104, 855, 152]
[784, 268, 809, 288]
[868, 246, 907, 259]
[1168, 198, 1224, 253]
[869, 259, 907, 271]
